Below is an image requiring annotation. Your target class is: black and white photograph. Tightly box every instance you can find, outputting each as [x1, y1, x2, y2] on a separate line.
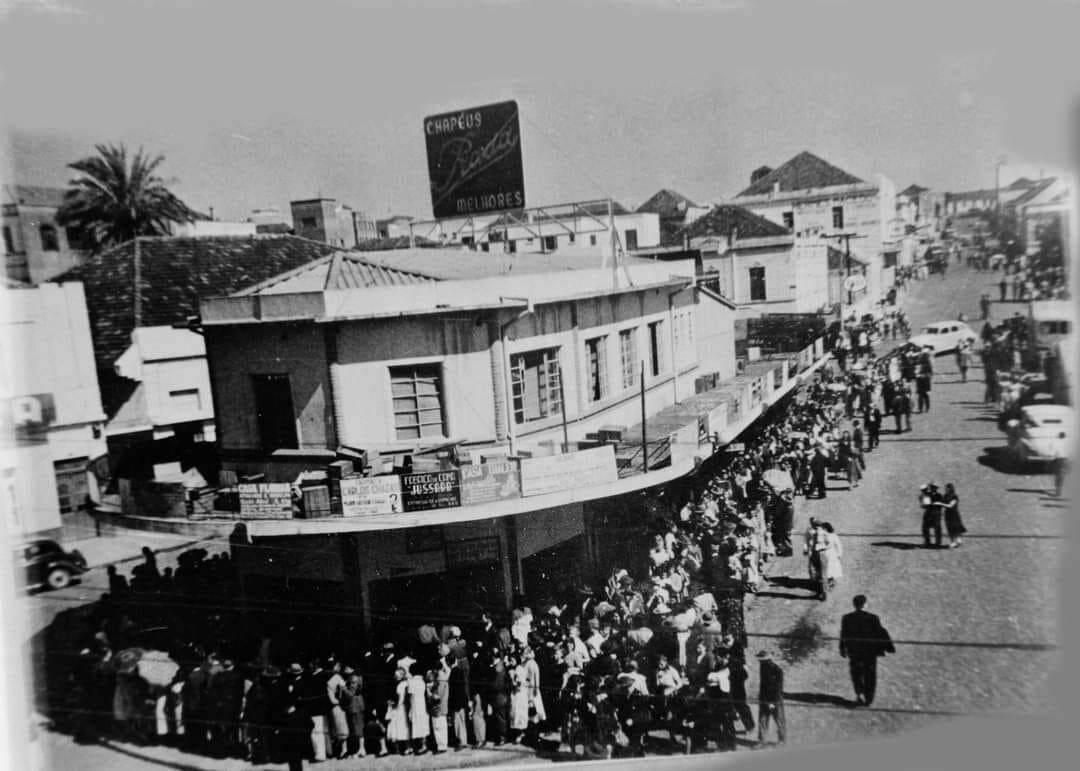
[1, 1, 1077, 770]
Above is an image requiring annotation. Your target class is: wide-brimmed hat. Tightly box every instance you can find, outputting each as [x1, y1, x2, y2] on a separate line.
[261, 665, 282, 679]
[287, 663, 304, 675]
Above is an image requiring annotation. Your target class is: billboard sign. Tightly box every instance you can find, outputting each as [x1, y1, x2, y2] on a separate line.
[424, 100, 525, 218]
[400, 470, 462, 512]
[459, 460, 521, 506]
[520, 445, 618, 498]
[238, 482, 294, 519]
[340, 475, 403, 517]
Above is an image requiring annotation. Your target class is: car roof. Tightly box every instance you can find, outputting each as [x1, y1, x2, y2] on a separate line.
[1021, 405, 1074, 420]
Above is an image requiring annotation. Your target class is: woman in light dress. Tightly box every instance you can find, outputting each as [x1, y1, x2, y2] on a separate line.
[385, 668, 410, 754]
[405, 663, 430, 754]
[819, 521, 844, 588]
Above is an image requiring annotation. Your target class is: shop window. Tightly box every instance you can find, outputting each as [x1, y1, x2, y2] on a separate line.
[252, 373, 299, 450]
[40, 224, 59, 251]
[586, 336, 609, 402]
[832, 206, 844, 229]
[648, 321, 664, 377]
[510, 348, 562, 424]
[618, 328, 637, 389]
[390, 365, 446, 441]
[749, 266, 767, 301]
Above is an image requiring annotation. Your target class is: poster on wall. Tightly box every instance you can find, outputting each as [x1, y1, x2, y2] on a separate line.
[238, 482, 293, 519]
[400, 470, 462, 512]
[459, 460, 521, 506]
[340, 475, 403, 517]
[519, 445, 618, 498]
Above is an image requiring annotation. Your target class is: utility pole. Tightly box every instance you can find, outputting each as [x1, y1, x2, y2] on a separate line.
[820, 231, 866, 310]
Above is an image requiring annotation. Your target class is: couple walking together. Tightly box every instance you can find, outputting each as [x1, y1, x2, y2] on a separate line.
[919, 482, 966, 548]
[804, 518, 843, 601]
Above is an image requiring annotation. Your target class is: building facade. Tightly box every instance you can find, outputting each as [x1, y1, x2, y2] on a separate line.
[197, 250, 769, 631]
[1, 281, 107, 535]
[733, 152, 899, 309]
[3, 185, 91, 284]
[291, 198, 378, 248]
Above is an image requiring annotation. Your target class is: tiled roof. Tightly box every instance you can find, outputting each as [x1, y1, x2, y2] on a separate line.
[1007, 178, 1056, 208]
[2, 184, 67, 208]
[681, 204, 792, 241]
[899, 183, 930, 197]
[51, 234, 341, 370]
[1008, 177, 1037, 190]
[327, 253, 437, 290]
[736, 151, 865, 197]
[636, 189, 698, 219]
[351, 247, 658, 281]
[354, 235, 438, 251]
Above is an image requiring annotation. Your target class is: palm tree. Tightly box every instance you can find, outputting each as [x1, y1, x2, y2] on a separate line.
[56, 143, 200, 252]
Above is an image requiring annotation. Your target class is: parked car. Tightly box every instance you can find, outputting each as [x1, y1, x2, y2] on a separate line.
[908, 320, 978, 354]
[13, 538, 88, 591]
[1005, 404, 1073, 463]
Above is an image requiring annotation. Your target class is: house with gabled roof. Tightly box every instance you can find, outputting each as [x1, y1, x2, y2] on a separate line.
[732, 151, 898, 310]
[679, 203, 832, 314]
[637, 188, 711, 247]
[896, 183, 944, 234]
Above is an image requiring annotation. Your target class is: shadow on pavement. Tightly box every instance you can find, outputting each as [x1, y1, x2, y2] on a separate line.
[870, 541, 921, 551]
[95, 741, 207, 771]
[1005, 487, 1052, 495]
[782, 692, 857, 708]
[977, 447, 1043, 475]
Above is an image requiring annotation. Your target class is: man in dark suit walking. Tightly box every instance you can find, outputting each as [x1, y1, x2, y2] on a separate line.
[839, 594, 895, 707]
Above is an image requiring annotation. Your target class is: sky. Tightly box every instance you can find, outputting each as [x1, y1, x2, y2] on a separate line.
[1, 0, 1079, 223]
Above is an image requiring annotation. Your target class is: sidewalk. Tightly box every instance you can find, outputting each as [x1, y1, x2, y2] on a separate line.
[59, 511, 222, 569]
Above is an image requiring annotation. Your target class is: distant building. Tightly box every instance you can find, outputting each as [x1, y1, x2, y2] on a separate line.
[291, 198, 378, 248]
[896, 184, 944, 234]
[376, 214, 416, 240]
[2, 185, 92, 284]
[406, 200, 660, 256]
[1, 281, 108, 536]
[732, 151, 899, 309]
[636, 189, 711, 246]
[682, 204, 832, 315]
[171, 220, 257, 237]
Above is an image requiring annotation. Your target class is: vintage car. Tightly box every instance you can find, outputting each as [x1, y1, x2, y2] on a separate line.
[908, 320, 978, 354]
[1005, 404, 1073, 463]
[13, 538, 89, 591]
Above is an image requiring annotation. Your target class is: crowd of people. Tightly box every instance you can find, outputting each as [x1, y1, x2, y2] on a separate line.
[59, 349, 915, 767]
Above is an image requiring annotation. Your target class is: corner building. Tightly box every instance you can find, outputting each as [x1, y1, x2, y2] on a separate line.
[200, 247, 796, 639]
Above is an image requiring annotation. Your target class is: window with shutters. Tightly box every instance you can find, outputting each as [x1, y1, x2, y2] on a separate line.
[618, 329, 637, 389]
[586, 336, 609, 402]
[510, 348, 562, 424]
[390, 365, 446, 440]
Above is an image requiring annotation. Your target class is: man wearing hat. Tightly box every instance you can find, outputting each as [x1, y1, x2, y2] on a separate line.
[771, 489, 795, 557]
[576, 585, 598, 624]
[616, 575, 644, 619]
[756, 651, 785, 746]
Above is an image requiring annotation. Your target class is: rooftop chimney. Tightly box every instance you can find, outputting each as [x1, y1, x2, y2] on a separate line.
[751, 165, 773, 184]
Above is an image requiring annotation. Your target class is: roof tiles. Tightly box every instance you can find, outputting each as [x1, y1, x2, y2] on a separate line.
[736, 151, 865, 197]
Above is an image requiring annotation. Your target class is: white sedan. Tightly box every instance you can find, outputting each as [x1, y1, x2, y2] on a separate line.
[1006, 404, 1072, 463]
[908, 320, 978, 354]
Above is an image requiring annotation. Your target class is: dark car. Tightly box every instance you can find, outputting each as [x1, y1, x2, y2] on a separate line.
[13, 538, 89, 591]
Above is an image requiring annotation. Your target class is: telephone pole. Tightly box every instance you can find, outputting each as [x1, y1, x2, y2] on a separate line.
[820, 231, 867, 310]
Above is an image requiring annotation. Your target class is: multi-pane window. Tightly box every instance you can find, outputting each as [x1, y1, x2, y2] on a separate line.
[586, 336, 609, 402]
[832, 205, 844, 229]
[749, 266, 767, 301]
[647, 321, 664, 377]
[618, 329, 637, 389]
[390, 365, 446, 440]
[510, 348, 562, 424]
[252, 373, 299, 450]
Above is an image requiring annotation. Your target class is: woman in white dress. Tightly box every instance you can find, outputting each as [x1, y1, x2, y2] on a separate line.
[385, 668, 410, 755]
[819, 522, 843, 588]
[509, 654, 530, 741]
[405, 664, 430, 754]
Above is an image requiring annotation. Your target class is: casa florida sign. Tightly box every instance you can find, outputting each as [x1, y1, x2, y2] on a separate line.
[424, 100, 526, 218]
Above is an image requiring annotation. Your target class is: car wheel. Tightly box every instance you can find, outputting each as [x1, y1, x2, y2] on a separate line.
[46, 567, 72, 590]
